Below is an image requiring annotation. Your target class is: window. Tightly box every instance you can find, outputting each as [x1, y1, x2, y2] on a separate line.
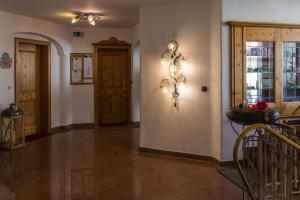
[246, 41, 274, 103]
[283, 42, 300, 102]
[228, 21, 300, 115]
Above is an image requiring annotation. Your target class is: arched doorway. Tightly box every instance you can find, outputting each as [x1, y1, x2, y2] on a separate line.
[15, 38, 51, 136]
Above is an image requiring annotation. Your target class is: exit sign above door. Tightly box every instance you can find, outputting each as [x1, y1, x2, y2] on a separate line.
[72, 31, 84, 37]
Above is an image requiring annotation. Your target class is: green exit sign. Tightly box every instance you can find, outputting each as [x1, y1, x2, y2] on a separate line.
[72, 31, 84, 37]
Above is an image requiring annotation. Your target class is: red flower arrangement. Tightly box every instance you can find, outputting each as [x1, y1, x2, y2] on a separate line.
[248, 100, 268, 112]
[227, 100, 279, 125]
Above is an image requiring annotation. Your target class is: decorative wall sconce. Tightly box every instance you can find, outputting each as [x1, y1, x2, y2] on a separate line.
[160, 37, 187, 108]
[71, 13, 101, 26]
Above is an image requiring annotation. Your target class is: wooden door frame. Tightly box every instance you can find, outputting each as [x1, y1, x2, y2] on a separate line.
[92, 37, 132, 125]
[14, 37, 51, 134]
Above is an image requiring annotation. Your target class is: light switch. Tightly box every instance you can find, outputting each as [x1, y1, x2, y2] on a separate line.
[201, 86, 208, 92]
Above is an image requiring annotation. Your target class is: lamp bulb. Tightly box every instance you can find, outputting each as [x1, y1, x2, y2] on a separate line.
[88, 15, 94, 22]
[180, 58, 187, 66]
[72, 17, 79, 24]
[170, 65, 177, 74]
[160, 57, 168, 66]
[178, 81, 186, 91]
[90, 20, 96, 26]
[179, 59, 189, 73]
[167, 41, 177, 51]
[161, 86, 169, 94]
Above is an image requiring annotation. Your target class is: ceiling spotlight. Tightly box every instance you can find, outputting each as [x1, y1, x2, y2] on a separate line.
[88, 15, 94, 22]
[167, 41, 177, 51]
[71, 13, 101, 26]
[71, 16, 79, 24]
[90, 20, 95, 26]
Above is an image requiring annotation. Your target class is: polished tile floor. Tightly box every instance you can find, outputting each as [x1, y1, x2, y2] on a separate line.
[0, 127, 242, 200]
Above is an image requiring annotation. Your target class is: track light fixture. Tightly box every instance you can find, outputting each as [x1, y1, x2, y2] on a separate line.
[71, 13, 101, 26]
[160, 36, 188, 108]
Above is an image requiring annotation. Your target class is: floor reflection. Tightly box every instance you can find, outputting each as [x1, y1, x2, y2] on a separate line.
[0, 139, 51, 199]
[71, 168, 95, 200]
[0, 127, 242, 200]
[0, 150, 24, 198]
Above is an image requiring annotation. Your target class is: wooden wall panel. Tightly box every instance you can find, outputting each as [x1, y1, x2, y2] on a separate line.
[231, 26, 244, 107]
[281, 29, 300, 41]
[245, 27, 277, 41]
[274, 30, 283, 113]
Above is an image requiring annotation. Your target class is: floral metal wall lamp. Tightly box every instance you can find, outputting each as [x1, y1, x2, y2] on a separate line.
[160, 37, 187, 108]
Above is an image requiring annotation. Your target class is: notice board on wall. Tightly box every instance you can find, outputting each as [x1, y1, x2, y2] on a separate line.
[70, 53, 94, 85]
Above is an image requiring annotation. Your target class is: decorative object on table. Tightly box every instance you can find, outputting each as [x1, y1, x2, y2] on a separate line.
[71, 12, 101, 26]
[70, 53, 94, 85]
[1, 103, 24, 116]
[159, 36, 188, 108]
[0, 103, 25, 150]
[226, 100, 280, 125]
[0, 52, 12, 69]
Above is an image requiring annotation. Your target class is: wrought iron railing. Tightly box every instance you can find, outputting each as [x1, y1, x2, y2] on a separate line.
[234, 123, 300, 200]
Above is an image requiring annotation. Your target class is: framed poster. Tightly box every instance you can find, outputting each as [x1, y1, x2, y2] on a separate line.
[70, 53, 94, 85]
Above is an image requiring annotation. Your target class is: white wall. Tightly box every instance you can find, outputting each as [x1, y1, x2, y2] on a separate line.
[222, 0, 300, 161]
[0, 11, 71, 128]
[132, 41, 141, 122]
[69, 27, 135, 124]
[132, 24, 141, 122]
[139, 0, 221, 160]
[132, 24, 140, 45]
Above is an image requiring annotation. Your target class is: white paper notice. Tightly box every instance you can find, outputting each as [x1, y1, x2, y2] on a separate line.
[84, 57, 93, 78]
[84, 79, 93, 83]
[73, 58, 83, 70]
[72, 69, 82, 82]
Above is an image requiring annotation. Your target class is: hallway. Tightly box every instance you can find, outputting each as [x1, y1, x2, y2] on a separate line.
[0, 127, 241, 200]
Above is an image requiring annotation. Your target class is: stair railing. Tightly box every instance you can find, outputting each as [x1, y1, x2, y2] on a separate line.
[233, 123, 300, 200]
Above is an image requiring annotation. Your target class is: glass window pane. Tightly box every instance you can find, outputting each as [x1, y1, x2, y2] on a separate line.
[283, 42, 300, 102]
[246, 41, 275, 103]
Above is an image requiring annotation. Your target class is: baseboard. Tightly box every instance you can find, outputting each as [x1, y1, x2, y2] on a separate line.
[219, 160, 236, 167]
[128, 121, 140, 127]
[139, 147, 220, 164]
[51, 123, 95, 133]
[25, 123, 95, 142]
[26, 133, 49, 142]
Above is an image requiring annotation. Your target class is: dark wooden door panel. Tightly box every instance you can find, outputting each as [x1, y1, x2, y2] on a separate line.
[98, 50, 128, 124]
[15, 38, 51, 135]
[16, 44, 41, 136]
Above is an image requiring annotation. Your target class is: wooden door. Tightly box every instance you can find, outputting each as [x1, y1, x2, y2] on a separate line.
[98, 49, 129, 124]
[16, 43, 41, 136]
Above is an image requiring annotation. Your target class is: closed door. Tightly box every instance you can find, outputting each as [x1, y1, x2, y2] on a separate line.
[98, 49, 129, 124]
[16, 44, 41, 136]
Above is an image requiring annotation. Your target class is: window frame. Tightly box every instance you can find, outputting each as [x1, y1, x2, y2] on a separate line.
[228, 21, 300, 116]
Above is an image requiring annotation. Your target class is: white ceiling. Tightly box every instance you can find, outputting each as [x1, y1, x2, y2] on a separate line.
[0, 0, 176, 28]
